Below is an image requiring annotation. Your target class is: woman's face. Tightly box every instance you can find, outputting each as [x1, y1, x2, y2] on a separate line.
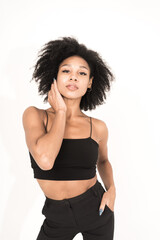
[56, 55, 93, 99]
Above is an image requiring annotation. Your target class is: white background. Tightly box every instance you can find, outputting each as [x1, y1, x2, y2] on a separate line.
[0, 0, 160, 239]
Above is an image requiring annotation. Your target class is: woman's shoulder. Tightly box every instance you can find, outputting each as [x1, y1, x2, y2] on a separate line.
[22, 106, 49, 122]
[90, 115, 106, 127]
[90, 116, 108, 140]
[81, 113, 106, 127]
[22, 106, 39, 117]
[23, 106, 55, 114]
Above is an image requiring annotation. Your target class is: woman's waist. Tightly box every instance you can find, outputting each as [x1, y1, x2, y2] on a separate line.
[37, 175, 97, 200]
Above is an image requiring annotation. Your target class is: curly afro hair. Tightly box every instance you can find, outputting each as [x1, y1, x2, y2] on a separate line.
[30, 36, 115, 111]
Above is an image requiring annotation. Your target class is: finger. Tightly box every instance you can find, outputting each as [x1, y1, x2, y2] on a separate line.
[99, 207, 104, 216]
[51, 83, 56, 93]
[53, 79, 58, 88]
[52, 78, 57, 86]
[53, 80, 58, 93]
[99, 202, 105, 216]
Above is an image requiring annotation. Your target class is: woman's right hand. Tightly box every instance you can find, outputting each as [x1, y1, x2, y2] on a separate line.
[48, 78, 67, 113]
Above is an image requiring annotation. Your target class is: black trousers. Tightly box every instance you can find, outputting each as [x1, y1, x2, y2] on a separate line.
[36, 180, 114, 240]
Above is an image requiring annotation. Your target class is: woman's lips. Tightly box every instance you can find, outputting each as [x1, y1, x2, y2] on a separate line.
[66, 85, 78, 91]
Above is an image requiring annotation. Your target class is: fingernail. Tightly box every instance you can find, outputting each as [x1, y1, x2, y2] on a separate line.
[99, 208, 103, 216]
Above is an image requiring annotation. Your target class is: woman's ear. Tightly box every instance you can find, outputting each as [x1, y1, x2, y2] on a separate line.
[88, 76, 94, 88]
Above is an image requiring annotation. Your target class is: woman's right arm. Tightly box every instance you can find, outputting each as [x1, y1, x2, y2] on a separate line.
[22, 106, 66, 170]
[23, 79, 67, 170]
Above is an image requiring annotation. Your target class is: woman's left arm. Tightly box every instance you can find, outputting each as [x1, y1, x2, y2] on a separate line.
[97, 120, 116, 214]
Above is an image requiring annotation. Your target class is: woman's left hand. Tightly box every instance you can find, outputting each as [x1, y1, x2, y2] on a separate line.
[99, 187, 116, 215]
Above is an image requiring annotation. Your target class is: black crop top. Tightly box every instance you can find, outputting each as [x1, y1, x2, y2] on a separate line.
[29, 110, 99, 180]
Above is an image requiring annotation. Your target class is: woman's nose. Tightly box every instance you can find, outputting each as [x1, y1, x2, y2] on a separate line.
[70, 75, 78, 81]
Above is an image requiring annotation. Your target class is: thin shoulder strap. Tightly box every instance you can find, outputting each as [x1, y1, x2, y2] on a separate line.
[44, 110, 48, 133]
[90, 117, 92, 138]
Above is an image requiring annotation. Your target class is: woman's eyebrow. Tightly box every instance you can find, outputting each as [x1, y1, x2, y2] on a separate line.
[61, 64, 88, 70]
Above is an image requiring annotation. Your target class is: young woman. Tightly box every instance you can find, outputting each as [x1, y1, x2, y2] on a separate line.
[22, 36, 116, 240]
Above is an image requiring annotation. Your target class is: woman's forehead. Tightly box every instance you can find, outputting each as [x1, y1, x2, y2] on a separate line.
[59, 55, 90, 69]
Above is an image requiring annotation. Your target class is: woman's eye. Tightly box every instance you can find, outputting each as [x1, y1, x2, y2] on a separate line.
[62, 70, 87, 76]
[80, 72, 87, 75]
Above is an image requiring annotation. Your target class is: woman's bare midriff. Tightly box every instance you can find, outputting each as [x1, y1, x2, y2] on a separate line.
[36, 175, 97, 200]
